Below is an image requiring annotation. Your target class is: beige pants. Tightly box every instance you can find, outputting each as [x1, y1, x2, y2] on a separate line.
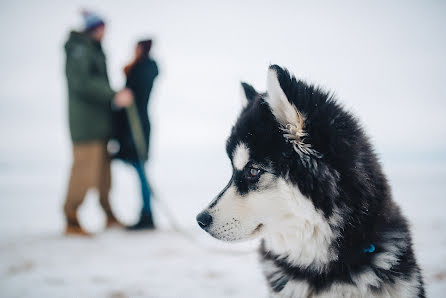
[63, 141, 115, 226]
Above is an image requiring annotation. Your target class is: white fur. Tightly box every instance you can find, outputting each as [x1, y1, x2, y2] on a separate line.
[274, 279, 312, 298]
[262, 258, 419, 298]
[203, 154, 420, 297]
[265, 68, 322, 159]
[240, 84, 250, 108]
[262, 267, 420, 298]
[232, 143, 250, 170]
[350, 268, 382, 293]
[262, 182, 338, 271]
[388, 272, 421, 298]
[205, 174, 337, 270]
[204, 171, 423, 297]
[373, 251, 400, 271]
[262, 259, 312, 297]
[373, 231, 408, 270]
[258, 213, 420, 298]
[313, 272, 421, 298]
[266, 68, 301, 127]
[206, 184, 262, 241]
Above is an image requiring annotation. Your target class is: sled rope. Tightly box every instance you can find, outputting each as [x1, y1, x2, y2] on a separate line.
[125, 104, 147, 162]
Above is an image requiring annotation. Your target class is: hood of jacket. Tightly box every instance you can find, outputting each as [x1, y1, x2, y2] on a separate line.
[64, 31, 100, 54]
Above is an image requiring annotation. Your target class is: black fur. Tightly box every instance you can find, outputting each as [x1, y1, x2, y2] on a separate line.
[225, 65, 424, 296]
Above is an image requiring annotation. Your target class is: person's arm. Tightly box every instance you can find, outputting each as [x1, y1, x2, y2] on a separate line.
[153, 61, 159, 78]
[66, 46, 115, 104]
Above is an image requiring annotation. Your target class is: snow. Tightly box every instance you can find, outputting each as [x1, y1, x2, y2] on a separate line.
[1, 0, 446, 297]
[0, 231, 265, 298]
[1, 160, 446, 297]
[0, 159, 268, 298]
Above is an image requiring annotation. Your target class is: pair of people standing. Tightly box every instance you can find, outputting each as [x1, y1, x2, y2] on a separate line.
[63, 11, 158, 235]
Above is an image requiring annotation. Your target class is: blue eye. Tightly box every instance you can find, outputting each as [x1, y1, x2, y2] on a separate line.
[250, 168, 260, 176]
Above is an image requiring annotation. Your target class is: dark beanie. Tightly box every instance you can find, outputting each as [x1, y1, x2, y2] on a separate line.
[82, 10, 105, 32]
[138, 39, 153, 55]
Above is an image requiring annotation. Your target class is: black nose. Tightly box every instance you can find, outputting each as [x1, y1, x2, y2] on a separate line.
[196, 211, 213, 230]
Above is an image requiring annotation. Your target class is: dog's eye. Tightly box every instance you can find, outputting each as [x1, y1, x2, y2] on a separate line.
[242, 165, 263, 181]
[249, 168, 260, 176]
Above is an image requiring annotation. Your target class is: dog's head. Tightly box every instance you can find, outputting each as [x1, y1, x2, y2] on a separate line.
[197, 65, 368, 248]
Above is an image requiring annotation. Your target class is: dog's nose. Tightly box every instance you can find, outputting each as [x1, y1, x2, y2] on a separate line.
[196, 211, 213, 230]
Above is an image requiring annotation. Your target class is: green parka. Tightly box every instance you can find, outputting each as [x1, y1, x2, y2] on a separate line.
[64, 31, 116, 143]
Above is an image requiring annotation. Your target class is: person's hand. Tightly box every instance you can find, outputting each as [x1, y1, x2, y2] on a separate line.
[114, 88, 133, 108]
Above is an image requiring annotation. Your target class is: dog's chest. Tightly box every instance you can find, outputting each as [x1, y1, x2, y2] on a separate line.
[259, 256, 420, 298]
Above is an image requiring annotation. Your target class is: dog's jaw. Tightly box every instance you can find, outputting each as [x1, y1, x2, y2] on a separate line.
[204, 174, 340, 270]
[260, 184, 340, 272]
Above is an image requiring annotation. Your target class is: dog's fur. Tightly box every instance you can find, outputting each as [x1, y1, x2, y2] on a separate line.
[197, 65, 424, 297]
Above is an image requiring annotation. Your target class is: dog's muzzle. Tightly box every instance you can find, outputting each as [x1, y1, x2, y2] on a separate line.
[196, 211, 213, 230]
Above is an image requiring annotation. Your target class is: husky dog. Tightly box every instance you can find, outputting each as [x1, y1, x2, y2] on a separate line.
[196, 65, 424, 297]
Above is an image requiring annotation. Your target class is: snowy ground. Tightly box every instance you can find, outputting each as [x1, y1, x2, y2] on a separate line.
[0, 157, 269, 298]
[0, 156, 445, 297]
[0, 230, 265, 298]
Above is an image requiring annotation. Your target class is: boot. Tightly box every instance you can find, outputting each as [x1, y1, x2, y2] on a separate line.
[106, 216, 124, 229]
[64, 223, 92, 237]
[64, 215, 92, 237]
[126, 213, 155, 231]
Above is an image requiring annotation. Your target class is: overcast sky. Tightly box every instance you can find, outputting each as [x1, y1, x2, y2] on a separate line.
[1, 0, 445, 165]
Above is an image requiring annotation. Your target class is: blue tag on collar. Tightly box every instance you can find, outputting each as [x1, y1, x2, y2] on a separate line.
[363, 244, 375, 253]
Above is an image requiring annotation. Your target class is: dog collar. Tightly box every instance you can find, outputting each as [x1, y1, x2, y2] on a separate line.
[363, 244, 375, 253]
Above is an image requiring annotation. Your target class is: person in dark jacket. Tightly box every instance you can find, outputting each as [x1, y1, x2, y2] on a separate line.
[63, 10, 133, 236]
[112, 39, 159, 230]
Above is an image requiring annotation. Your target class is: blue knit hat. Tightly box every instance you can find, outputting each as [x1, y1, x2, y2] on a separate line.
[82, 10, 105, 32]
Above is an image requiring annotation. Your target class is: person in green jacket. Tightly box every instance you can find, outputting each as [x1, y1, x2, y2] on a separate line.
[63, 10, 133, 236]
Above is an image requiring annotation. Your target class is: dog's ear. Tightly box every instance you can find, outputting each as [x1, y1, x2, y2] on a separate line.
[266, 65, 322, 159]
[265, 65, 303, 129]
[240, 82, 258, 107]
